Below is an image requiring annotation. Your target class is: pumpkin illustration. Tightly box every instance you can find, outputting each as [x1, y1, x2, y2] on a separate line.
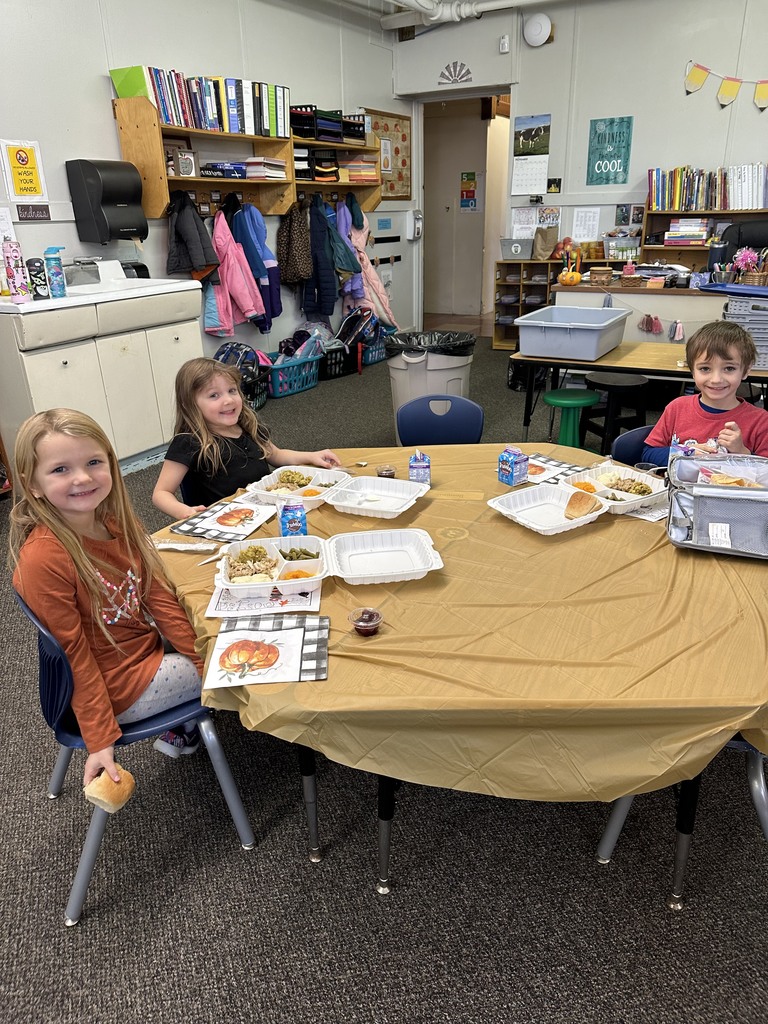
[558, 270, 582, 286]
[216, 507, 255, 527]
[219, 639, 280, 679]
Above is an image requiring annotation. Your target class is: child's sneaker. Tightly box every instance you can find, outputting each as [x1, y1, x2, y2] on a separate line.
[153, 726, 200, 758]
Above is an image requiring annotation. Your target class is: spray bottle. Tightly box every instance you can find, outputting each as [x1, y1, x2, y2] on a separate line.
[2, 237, 32, 304]
[44, 246, 67, 298]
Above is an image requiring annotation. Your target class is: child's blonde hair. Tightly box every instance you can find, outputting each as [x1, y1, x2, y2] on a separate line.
[8, 409, 169, 639]
[686, 321, 757, 370]
[173, 358, 271, 475]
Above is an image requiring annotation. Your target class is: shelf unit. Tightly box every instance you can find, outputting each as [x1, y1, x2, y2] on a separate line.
[493, 259, 559, 351]
[640, 205, 768, 271]
[113, 97, 295, 218]
[292, 135, 382, 212]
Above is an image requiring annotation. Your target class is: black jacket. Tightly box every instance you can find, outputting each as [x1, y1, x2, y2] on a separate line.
[166, 190, 219, 280]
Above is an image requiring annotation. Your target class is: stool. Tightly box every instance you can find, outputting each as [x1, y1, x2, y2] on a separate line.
[579, 372, 648, 456]
[542, 389, 601, 447]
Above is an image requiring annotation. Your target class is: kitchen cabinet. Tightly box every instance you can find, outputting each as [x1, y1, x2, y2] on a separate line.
[0, 277, 202, 461]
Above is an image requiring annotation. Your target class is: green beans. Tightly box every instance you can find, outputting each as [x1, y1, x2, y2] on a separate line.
[278, 547, 316, 560]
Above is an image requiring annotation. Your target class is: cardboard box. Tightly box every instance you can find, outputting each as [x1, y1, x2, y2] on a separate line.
[498, 446, 528, 486]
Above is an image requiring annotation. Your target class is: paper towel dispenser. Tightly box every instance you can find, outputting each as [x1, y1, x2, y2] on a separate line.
[66, 159, 149, 244]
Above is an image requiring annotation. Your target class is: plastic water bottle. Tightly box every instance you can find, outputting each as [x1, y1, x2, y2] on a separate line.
[44, 246, 67, 298]
[2, 238, 32, 303]
[279, 497, 307, 537]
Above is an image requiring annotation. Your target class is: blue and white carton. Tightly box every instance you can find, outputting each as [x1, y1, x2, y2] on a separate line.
[498, 446, 528, 486]
[408, 449, 431, 485]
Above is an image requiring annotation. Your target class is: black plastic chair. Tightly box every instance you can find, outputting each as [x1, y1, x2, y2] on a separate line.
[14, 591, 256, 926]
[610, 424, 654, 465]
[396, 394, 484, 446]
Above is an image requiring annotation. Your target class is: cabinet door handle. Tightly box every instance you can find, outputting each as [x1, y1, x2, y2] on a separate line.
[61, 360, 69, 366]
[173, 335, 180, 341]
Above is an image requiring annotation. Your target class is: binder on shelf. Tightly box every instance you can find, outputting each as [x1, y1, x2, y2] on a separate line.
[260, 83, 270, 135]
[241, 79, 254, 136]
[282, 85, 291, 139]
[225, 78, 241, 134]
[251, 84, 263, 137]
[109, 66, 156, 105]
[276, 85, 285, 138]
[267, 84, 278, 138]
[210, 77, 229, 133]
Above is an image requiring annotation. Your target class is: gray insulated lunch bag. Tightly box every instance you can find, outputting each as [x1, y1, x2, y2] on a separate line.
[666, 453, 768, 559]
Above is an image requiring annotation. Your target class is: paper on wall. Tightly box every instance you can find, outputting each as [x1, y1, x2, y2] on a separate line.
[571, 207, 601, 242]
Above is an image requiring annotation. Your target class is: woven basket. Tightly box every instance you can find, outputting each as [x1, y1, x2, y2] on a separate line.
[589, 267, 613, 287]
[620, 275, 646, 288]
[740, 272, 768, 286]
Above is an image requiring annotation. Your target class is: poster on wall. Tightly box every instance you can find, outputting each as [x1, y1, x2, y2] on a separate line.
[510, 114, 551, 195]
[0, 140, 48, 203]
[459, 171, 483, 213]
[365, 109, 411, 200]
[586, 117, 633, 186]
[510, 207, 537, 239]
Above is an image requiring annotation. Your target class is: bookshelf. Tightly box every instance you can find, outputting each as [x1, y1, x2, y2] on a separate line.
[493, 259, 559, 351]
[640, 204, 768, 271]
[113, 97, 295, 218]
[292, 135, 382, 212]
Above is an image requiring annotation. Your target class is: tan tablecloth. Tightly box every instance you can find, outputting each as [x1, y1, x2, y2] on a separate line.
[157, 444, 768, 803]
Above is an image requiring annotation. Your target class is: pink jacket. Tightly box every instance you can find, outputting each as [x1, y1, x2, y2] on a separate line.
[204, 212, 266, 337]
[342, 211, 398, 328]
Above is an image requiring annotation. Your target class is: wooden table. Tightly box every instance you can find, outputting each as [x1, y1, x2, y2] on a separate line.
[157, 443, 768, 805]
[510, 341, 768, 440]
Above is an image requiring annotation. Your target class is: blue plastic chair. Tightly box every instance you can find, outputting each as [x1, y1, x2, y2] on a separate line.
[396, 394, 484, 446]
[610, 424, 654, 465]
[14, 591, 256, 926]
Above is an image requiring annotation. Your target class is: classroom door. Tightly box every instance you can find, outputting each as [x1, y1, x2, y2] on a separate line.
[423, 100, 487, 316]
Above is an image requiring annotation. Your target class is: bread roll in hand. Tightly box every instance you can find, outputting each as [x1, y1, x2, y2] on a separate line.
[83, 764, 136, 813]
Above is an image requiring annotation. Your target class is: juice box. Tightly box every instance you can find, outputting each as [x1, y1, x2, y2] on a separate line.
[408, 449, 431, 485]
[498, 446, 528, 486]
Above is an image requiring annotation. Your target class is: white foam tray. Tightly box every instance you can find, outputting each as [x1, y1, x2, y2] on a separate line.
[488, 483, 609, 535]
[214, 529, 443, 595]
[246, 465, 350, 509]
[560, 462, 667, 515]
[323, 476, 430, 519]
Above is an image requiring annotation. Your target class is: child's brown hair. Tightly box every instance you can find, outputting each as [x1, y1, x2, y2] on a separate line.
[173, 357, 272, 475]
[685, 321, 757, 371]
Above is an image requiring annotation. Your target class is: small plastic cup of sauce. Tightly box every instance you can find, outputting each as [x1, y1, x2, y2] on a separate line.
[349, 607, 383, 636]
[376, 464, 396, 478]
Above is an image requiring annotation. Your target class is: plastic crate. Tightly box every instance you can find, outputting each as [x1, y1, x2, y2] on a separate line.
[603, 238, 641, 260]
[514, 306, 630, 360]
[319, 344, 361, 380]
[265, 351, 322, 398]
[243, 366, 270, 411]
[362, 334, 387, 365]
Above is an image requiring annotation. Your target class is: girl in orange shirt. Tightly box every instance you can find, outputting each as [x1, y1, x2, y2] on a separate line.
[9, 409, 205, 788]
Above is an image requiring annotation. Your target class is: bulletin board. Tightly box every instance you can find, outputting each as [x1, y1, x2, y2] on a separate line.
[365, 108, 412, 200]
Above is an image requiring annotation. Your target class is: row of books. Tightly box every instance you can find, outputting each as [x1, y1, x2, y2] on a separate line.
[290, 105, 366, 144]
[109, 66, 291, 138]
[647, 164, 768, 212]
[663, 217, 715, 245]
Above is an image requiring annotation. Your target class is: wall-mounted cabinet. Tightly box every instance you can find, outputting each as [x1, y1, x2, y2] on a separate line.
[113, 97, 294, 218]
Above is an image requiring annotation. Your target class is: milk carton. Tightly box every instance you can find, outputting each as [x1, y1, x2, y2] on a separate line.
[498, 446, 528, 486]
[408, 449, 431, 485]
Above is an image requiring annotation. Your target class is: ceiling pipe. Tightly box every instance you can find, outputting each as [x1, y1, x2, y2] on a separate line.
[380, 0, 542, 30]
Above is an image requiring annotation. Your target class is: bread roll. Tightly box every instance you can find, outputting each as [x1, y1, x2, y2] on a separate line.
[564, 491, 602, 520]
[83, 764, 136, 813]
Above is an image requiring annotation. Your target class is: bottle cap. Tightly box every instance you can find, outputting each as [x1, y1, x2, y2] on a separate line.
[44, 247, 65, 256]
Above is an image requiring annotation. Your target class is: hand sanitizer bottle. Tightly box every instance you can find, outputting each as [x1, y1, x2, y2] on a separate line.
[44, 247, 67, 298]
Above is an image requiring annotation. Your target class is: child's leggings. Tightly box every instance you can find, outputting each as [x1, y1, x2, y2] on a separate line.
[116, 653, 201, 725]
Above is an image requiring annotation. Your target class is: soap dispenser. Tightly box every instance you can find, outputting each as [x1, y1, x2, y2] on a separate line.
[44, 247, 67, 298]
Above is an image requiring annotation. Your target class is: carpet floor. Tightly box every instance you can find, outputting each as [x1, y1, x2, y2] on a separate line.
[0, 340, 765, 1024]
